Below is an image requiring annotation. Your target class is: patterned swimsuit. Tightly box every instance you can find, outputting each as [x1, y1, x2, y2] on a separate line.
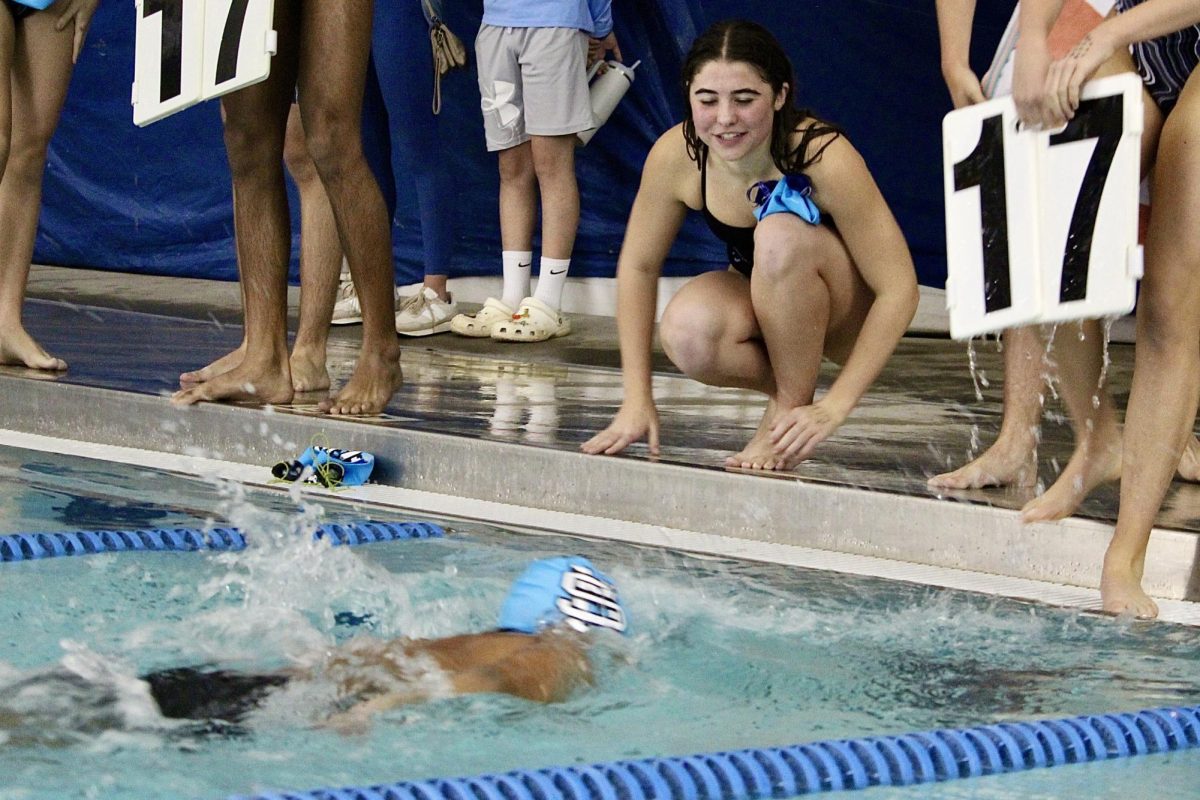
[1116, 0, 1200, 114]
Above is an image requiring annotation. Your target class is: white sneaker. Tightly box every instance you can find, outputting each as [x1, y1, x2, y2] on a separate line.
[331, 273, 362, 325]
[395, 287, 459, 336]
[332, 276, 404, 326]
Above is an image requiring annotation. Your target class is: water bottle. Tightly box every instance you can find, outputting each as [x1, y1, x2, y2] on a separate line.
[577, 59, 640, 146]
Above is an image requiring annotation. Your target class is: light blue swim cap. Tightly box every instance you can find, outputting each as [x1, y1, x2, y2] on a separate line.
[498, 556, 628, 635]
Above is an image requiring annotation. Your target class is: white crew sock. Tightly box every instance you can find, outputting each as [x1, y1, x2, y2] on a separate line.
[532, 257, 570, 310]
[501, 250, 533, 311]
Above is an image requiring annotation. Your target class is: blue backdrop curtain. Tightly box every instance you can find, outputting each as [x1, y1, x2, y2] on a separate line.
[35, 0, 1014, 288]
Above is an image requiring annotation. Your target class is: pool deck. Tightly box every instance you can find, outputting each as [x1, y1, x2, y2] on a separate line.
[4, 264, 1199, 616]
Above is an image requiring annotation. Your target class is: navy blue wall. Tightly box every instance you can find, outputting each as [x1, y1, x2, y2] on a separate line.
[36, 0, 1013, 288]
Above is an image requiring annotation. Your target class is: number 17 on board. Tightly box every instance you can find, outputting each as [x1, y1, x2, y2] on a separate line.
[942, 73, 1144, 340]
[132, 0, 277, 127]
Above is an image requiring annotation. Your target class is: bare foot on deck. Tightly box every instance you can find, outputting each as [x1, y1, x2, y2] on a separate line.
[289, 345, 331, 393]
[0, 327, 67, 371]
[927, 438, 1038, 490]
[1100, 554, 1157, 619]
[320, 349, 401, 415]
[171, 361, 294, 407]
[725, 401, 792, 471]
[1020, 437, 1121, 523]
[180, 345, 245, 385]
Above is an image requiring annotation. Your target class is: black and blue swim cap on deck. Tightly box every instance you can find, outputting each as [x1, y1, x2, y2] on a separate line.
[498, 556, 628, 635]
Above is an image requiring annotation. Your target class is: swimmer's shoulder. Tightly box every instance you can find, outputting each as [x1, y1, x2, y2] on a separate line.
[788, 118, 863, 187]
[641, 123, 701, 208]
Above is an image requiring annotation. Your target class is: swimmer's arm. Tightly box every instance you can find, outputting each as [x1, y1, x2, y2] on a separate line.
[321, 689, 428, 735]
[583, 129, 689, 455]
[806, 136, 918, 422]
[936, 0, 987, 107]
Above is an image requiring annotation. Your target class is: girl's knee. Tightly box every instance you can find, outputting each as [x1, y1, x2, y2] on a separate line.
[660, 306, 724, 374]
[752, 220, 825, 284]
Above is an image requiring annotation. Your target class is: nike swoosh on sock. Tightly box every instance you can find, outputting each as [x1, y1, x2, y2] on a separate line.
[549, 269, 567, 275]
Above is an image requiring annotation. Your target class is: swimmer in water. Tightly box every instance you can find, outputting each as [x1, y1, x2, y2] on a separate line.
[0, 557, 627, 739]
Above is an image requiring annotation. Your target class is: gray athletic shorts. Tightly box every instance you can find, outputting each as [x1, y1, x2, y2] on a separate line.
[475, 25, 594, 151]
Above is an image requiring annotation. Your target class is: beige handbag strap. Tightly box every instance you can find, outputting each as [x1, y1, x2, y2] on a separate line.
[426, 9, 467, 115]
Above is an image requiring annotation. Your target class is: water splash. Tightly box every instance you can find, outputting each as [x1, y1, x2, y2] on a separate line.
[966, 338, 984, 401]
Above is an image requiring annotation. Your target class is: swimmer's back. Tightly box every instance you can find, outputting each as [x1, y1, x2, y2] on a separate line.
[393, 629, 594, 703]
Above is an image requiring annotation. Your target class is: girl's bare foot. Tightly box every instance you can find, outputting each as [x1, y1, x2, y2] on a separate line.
[320, 349, 401, 415]
[0, 327, 67, 371]
[171, 361, 294, 407]
[180, 344, 246, 385]
[725, 400, 791, 471]
[289, 345, 331, 393]
[928, 438, 1038, 489]
[1020, 436, 1121, 523]
[1100, 553, 1157, 619]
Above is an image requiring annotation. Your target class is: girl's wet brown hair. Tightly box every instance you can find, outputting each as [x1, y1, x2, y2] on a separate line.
[681, 19, 842, 173]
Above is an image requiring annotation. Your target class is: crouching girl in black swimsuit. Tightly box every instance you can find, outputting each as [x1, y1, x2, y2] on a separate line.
[582, 19, 919, 470]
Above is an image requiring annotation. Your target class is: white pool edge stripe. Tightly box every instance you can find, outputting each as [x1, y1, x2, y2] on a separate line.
[4, 428, 1198, 627]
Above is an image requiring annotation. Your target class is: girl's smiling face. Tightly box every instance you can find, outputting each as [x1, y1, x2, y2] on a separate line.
[688, 59, 787, 162]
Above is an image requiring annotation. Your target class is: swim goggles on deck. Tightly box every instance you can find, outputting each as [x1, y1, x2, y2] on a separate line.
[271, 446, 375, 488]
[748, 173, 821, 225]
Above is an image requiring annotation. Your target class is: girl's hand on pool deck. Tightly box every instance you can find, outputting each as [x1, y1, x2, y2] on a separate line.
[769, 401, 845, 464]
[582, 400, 660, 456]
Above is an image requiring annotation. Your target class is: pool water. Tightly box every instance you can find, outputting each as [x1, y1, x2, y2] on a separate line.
[0, 445, 1197, 800]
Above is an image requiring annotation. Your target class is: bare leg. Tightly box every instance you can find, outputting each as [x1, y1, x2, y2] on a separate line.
[298, 0, 400, 415]
[1102, 72, 1200, 618]
[423, 274, 449, 301]
[1020, 321, 1121, 521]
[659, 270, 773, 398]
[283, 103, 339, 393]
[529, 134, 578, 260]
[928, 326, 1045, 488]
[738, 215, 868, 470]
[497, 142, 536, 252]
[659, 215, 868, 471]
[0, 10, 13, 176]
[0, 12, 73, 371]
[172, 5, 300, 406]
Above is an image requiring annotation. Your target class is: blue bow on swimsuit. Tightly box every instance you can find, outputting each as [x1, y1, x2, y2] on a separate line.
[748, 173, 821, 225]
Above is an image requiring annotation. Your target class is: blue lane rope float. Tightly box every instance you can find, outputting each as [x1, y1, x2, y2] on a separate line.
[0, 521, 445, 563]
[228, 703, 1200, 800]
